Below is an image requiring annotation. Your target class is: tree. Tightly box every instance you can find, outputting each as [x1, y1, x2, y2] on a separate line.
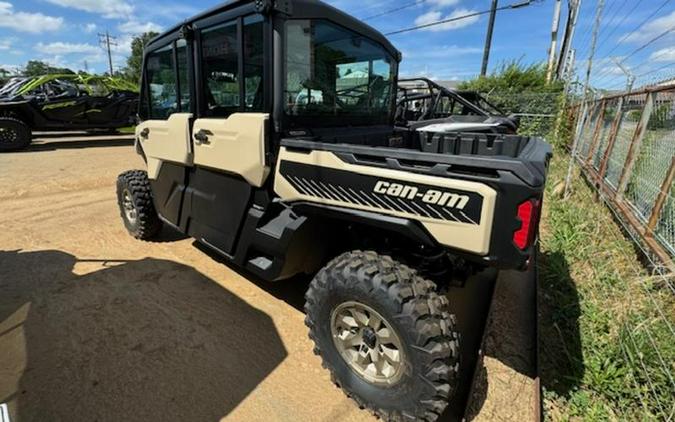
[24, 60, 75, 77]
[125, 32, 159, 84]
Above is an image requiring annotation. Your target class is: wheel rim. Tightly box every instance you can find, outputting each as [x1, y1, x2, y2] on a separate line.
[0, 126, 18, 145]
[122, 189, 138, 223]
[330, 301, 406, 386]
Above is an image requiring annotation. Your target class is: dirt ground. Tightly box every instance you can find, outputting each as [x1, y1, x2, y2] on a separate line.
[0, 134, 538, 422]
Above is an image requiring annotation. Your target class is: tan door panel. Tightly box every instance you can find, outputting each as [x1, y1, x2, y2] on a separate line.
[192, 113, 270, 187]
[136, 113, 193, 179]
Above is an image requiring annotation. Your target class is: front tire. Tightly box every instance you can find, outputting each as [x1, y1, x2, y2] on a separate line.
[305, 250, 459, 422]
[116, 170, 162, 240]
[0, 117, 32, 152]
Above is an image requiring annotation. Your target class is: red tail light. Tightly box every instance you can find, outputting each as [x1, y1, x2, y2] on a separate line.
[514, 199, 540, 250]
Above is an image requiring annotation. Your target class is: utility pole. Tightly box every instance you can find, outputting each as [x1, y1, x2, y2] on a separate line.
[556, 0, 582, 80]
[98, 31, 118, 76]
[481, 0, 498, 77]
[613, 58, 635, 93]
[546, 0, 562, 82]
[564, 0, 605, 197]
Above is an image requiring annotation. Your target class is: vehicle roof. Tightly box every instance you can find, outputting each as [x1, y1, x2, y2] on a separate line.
[147, 0, 400, 59]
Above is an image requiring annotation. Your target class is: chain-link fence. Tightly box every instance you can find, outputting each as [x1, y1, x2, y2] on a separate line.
[570, 84, 675, 268]
[550, 83, 675, 420]
[481, 91, 561, 137]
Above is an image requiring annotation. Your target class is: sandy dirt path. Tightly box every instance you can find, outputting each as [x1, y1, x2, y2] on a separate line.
[0, 135, 538, 422]
[0, 136, 375, 422]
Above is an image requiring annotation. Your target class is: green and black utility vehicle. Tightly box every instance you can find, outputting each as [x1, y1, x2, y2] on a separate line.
[0, 74, 138, 151]
[116, 1, 551, 420]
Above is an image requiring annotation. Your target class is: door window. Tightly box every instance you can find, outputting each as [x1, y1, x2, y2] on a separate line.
[146, 43, 177, 119]
[176, 39, 191, 112]
[201, 21, 240, 116]
[244, 15, 264, 111]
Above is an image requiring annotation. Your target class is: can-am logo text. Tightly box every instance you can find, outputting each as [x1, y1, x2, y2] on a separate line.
[373, 181, 469, 210]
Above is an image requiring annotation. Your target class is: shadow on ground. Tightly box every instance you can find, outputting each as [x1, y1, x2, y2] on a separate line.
[537, 251, 584, 397]
[0, 249, 287, 422]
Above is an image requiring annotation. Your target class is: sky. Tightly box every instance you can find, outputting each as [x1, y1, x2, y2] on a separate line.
[0, 0, 673, 89]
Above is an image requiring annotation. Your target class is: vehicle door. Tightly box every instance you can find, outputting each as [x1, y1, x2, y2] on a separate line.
[136, 38, 194, 227]
[185, 11, 269, 256]
[39, 79, 88, 125]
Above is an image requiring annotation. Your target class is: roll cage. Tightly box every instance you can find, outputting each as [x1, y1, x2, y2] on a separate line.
[396, 77, 508, 124]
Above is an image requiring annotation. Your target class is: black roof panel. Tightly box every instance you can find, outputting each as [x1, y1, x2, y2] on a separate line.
[147, 0, 400, 58]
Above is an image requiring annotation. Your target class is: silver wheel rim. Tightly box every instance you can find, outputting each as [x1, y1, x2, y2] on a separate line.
[122, 189, 138, 223]
[330, 301, 406, 386]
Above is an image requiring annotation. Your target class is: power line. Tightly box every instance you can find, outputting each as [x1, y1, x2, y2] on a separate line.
[592, 0, 639, 54]
[594, 0, 672, 61]
[576, 0, 633, 61]
[590, 0, 674, 82]
[385, 0, 536, 36]
[362, 0, 426, 21]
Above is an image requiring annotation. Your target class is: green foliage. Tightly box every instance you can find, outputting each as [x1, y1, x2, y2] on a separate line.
[647, 103, 674, 130]
[23, 60, 75, 77]
[539, 154, 675, 421]
[459, 61, 565, 137]
[459, 60, 564, 93]
[124, 32, 159, 84]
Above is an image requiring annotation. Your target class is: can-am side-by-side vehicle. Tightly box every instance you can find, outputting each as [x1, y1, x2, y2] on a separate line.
[115, 1, 551, 420]
[0, 74, 138, 151]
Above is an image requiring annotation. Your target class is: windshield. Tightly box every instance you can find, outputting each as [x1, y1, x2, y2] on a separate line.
[284, 19, 397, 128]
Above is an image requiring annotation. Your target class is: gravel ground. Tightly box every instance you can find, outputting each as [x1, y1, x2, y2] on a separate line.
[0, 134, 537, 422]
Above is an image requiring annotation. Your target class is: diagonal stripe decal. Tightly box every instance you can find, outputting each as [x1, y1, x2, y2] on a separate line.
[279, 161, 483, 226]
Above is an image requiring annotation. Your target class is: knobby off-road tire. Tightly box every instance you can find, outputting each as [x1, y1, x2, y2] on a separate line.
[116, 170, 162, 240]
[0, 117, 31, 152]
[305, 250, 460, 422]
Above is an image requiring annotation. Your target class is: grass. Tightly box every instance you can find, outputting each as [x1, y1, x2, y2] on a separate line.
[538, 149, 675, 420]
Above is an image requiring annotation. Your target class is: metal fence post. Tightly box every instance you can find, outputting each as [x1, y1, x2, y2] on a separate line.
[616, 92, 655, 201]
[597, 95, 625, 185]
[646, 157, 675, 236]
[585, 99, 607, 164]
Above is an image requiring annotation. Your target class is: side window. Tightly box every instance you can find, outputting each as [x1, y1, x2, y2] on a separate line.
[201, 21, 239, 116]
[243, 15, 264, 111]
[146, 44, 177, 119]
[176, 39, 191, 112]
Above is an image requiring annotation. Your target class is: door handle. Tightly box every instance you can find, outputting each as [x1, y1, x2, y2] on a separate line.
[139, 127, 150, 139]
[194, 129, 212, 145]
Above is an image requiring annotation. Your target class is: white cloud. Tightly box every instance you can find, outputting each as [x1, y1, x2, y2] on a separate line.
[650, 47, 675, 62]
[414, 8, 480, 32]
[623, 10, 675, 44]
[118, 20, 162, 34]
[0, 39, 10, 50]
[45, 0, 133, 19]
[0, 64, 22, 74]
[428, 0, 461, 7]
[35, 42, 100, 55]
[0, 1, 64, 33]
[83, 23, 97, 33]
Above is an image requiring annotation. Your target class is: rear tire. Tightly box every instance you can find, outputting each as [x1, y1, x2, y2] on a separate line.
[0, 117, 31, 152]
[116, 170, 162, 240]
[305, 250, 459, 422]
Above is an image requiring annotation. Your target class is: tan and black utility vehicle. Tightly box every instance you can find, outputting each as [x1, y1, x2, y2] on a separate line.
[116, 1, 551, 420]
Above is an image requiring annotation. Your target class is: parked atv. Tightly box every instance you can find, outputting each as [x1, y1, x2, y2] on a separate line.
[0, 74, 138, 151]
[116, 1, 551, 420]
[396, 77, 520, 134]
